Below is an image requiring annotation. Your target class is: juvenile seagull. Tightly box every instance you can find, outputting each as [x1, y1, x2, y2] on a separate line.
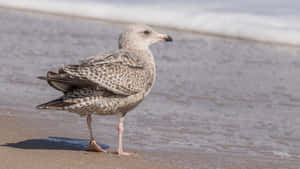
[36, 24, 173, 155]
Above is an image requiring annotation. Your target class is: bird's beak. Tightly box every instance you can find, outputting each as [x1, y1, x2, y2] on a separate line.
[158, 34, 173, 42]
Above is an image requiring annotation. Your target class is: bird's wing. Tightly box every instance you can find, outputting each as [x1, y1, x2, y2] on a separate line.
[81, 50, 145, 68]
[61, 50, 151, 96]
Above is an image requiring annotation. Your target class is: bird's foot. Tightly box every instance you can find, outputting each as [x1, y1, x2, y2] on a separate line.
[87, 140, 106, 152]
[117, 150, 132, 156]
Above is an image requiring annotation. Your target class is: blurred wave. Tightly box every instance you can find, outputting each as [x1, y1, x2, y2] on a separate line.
[1, 0, 299, 45]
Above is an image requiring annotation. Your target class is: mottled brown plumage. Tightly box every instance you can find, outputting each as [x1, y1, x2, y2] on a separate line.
[37, 24, 172, 155]
[38, 49, 150, 116]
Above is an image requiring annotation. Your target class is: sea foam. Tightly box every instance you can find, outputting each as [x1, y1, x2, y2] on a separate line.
[1, 0, 300, 46]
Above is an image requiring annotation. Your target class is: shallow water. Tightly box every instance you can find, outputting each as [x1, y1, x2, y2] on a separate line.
[1, 8, 300, 168]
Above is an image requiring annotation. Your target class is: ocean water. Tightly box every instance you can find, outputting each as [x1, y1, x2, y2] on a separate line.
[0, 0, 300, 45]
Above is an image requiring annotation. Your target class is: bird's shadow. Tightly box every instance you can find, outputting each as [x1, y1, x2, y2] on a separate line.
[2, 137, 109, 151]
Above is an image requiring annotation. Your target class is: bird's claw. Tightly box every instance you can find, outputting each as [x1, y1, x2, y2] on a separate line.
[87, 140, 106, 152]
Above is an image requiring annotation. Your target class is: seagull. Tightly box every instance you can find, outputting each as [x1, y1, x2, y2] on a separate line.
[36, 24, 173, 155]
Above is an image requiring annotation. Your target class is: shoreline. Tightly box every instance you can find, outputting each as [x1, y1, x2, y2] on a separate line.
[1, 110, 300, 169]
[0, 113, 185, 169]
[1, 5, 300, 48]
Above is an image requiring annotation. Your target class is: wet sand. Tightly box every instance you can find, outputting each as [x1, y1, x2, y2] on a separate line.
[1, 7, 300, 169]
[0, 114, 183, 169]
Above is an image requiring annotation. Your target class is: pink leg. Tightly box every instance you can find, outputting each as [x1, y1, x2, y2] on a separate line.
[117, 116, 131, 155]
[87, 114, 106, 152]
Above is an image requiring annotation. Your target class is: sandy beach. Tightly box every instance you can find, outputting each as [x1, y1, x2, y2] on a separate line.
[1, 7, 300, 169]
[0, 113, 186, 169]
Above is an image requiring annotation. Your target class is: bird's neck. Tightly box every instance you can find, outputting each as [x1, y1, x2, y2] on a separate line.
[120, 47, 154, 67]
[135, 49, 156, 96]
[120, 45, 149, 53]
[119, 39, 148, 51]
[120, 47, 156, 96]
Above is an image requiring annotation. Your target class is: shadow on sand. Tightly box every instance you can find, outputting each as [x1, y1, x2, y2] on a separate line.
[2, 137, 109, 151]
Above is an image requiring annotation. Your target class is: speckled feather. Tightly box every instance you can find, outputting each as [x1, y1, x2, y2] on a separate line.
[37, 49, 152, 116]
[63, 49, 151, 96]
[36, 24, 168, 117]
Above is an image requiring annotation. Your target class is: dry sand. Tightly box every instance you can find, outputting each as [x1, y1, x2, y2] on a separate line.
[1, 6, 300, 169]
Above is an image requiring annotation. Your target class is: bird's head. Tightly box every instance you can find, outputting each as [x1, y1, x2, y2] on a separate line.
[119, 24, 173, 50]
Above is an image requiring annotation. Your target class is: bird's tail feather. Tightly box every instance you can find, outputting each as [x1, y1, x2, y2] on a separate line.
[36, 98, 74, 110]
[37, 76, 47, 80]
[37, 71, 74, 92]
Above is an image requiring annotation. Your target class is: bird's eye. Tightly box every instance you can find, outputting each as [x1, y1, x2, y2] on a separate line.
[143, 30, 151, 35]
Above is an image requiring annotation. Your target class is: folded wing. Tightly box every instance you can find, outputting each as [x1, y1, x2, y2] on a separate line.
[43, 50, 150, 96]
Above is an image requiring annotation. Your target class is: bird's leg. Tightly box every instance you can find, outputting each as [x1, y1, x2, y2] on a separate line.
[117, 116, 131, 156]
[87, 114, 106, 152]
